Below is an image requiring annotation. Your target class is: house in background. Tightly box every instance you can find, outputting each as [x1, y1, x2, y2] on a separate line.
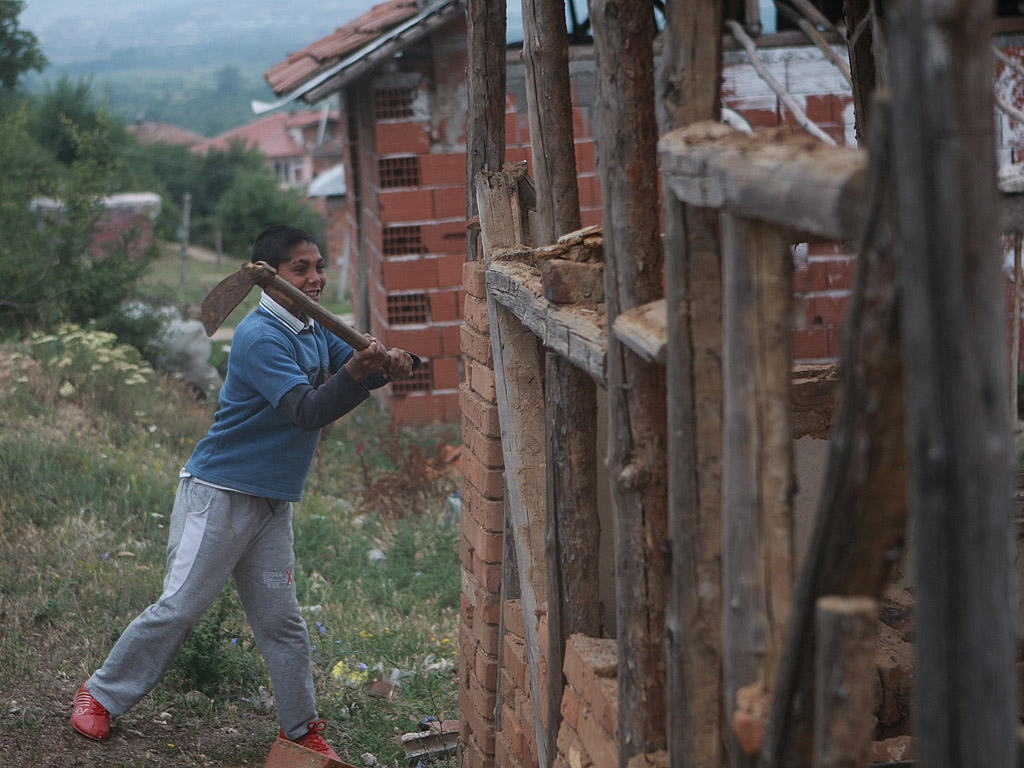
[127, 121, 207, 149]
[190, 109, 346, 192]
[264, 0, 472, 424]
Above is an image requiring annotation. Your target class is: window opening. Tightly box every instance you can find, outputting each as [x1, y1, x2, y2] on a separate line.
[380, 156, 421, 188]
[383, 225, 425, 256]
[374, 87, 416, 120]
[387, 292, 430, 325]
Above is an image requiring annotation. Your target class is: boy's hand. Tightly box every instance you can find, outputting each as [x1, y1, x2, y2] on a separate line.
[383, 348, 415, 380]
[345, 338, 388, 381]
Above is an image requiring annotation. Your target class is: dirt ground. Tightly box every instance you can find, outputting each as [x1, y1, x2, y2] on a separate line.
[1, 673, 284, 767]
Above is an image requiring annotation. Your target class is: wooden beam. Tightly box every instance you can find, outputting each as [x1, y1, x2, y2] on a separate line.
[659, 122, 866, 240]
[720, 214, 794, 768]
[485, 260, 607, 386]
[591, 0, 668, 765]
[656, 0, 725, 764]
[489, 299, 549, 768]
[776, 5, 852, 89]
[466, 0, 506, 262]
[890, 4, 1016, 768]
[611, 299, 667, 366]
[724, 20, 836, 146]
[477, 162, 549, 768]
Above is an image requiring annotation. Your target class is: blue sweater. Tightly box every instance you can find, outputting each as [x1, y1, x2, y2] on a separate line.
[185, 305, 370, 501]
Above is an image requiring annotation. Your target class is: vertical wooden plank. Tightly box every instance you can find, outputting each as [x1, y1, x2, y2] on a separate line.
[466, 0, 506, 261]
[890, 4, 1016, 768]
[720, 214, 793, 768]
[841, 0, 878, 143]
[591, 1, 667, 765]
[520, 4, 590, 763]
[353, 83, 375, 333]
[545, 352, 601, 768]
[761, 94, 908, 768]
[521, 0, 581, 242]
[1013, 234, 1021, 419]
[490, 300, 549, 768]
[813, 596, 877, 768]
[656, 1, 725, 767]
[478, 167, 551, 768]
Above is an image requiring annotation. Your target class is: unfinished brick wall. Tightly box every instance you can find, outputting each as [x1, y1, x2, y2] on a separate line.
[459, 259, 504, 768]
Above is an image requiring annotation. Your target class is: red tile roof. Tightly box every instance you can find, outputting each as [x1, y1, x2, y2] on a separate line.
[191, 110, 339, 159]
[127, 121, 206, 148]
[265, 0, 420, 96]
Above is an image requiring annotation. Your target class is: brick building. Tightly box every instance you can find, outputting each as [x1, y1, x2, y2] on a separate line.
[262, 1, 874, 424]
[265, 3, 1024, 768]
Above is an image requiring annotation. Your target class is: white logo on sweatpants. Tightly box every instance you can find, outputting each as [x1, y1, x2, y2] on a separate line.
[263, 569, 293, 588]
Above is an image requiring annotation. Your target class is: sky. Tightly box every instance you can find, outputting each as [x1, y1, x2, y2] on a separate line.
[19, 1, 527, 66]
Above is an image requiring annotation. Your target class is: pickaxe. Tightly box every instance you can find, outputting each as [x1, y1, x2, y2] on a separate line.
[200, 261, 370, 350]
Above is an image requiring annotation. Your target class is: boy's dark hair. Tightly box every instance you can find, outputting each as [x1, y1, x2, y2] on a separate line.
[252, 225, 320, 270]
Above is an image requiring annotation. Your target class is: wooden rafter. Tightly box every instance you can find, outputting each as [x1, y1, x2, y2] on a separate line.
[725, 20, 837, 146]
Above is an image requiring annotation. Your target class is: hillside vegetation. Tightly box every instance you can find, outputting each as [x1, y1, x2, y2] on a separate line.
[0, 326, 462, 767]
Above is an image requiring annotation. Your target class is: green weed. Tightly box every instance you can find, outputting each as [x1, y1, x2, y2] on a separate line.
[0, 331, 460, 768]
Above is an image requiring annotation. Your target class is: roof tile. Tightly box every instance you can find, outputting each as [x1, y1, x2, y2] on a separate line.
[266, 0, 420, 96]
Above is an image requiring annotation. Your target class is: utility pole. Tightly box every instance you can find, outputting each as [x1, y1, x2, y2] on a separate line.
[178, 192, 192, 299]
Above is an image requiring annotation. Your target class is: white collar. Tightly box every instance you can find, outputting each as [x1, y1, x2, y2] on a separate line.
[259, 291, 313, 334]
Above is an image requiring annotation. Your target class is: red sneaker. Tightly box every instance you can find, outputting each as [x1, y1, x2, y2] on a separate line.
[280, 720, 341, 761]
[70, 682, 111, 740]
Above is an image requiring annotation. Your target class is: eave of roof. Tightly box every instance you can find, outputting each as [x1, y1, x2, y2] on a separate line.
[257, 0, 464, 114]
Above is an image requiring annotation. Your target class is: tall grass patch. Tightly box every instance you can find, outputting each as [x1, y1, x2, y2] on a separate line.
[0, 327, 461, 767]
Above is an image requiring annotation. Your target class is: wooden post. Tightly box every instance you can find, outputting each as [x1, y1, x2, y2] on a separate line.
[466, 0, 506, 262]
[591, 1, 667, 764]
[544, 351, 601, 766]
[478, 167, 551, 768]
[720, 214, 793, 767]
[178, 191, 191, 299]
[762, 94, 908, 768]
[842, 0, 879, 143]
[489, 298, 549, 768]
[520, 3, 593, 764]
[656, 0, 725, 767]
[521, 0, 581, 244]
[890, 3, 1016, 768]
[1013, 233, 1021, 420]
[813, 596, 877, 768]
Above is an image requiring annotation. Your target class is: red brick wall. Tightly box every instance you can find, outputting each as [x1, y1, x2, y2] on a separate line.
[459, 259, 504, 768]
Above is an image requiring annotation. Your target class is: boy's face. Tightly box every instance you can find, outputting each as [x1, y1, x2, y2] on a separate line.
[277, 241, 327, 303]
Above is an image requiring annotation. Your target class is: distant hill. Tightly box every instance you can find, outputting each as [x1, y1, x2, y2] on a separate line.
[18, 1, 527, 136]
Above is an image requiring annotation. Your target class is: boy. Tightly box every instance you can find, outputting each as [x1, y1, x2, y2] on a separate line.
[70, 225, 417, 761]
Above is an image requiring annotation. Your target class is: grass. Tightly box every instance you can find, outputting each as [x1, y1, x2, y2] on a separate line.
[0, 306, 460, 765]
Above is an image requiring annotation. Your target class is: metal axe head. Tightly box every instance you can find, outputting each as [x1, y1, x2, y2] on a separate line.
[200, 262, 276, 337]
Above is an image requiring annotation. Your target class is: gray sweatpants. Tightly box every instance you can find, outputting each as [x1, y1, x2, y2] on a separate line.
[86, 477, 319, 739]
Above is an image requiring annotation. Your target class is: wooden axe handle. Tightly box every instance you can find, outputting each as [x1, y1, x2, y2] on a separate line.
[246, 262, 370, 350]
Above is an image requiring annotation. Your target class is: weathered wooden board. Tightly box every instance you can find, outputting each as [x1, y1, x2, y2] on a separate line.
[611, 299, 666, 365]
[659, 122, 867, 240]
[486, 261, 607, 387]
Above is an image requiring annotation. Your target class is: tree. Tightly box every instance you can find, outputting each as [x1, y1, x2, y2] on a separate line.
[0, 105, 156, 336]
[214, 171, 325, 258]
[0, 0, 46, 92]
